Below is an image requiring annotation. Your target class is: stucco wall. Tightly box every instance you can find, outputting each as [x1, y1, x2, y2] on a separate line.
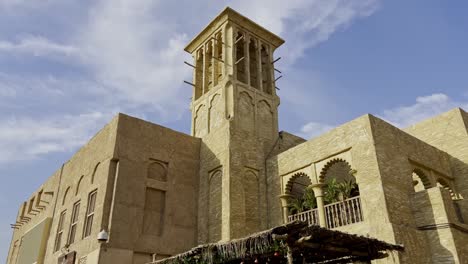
[102, 114, 200, 264]
[405, 108, 468, 220]
[43, 114, 119, 264]
[370, 115, 461, 263]
[269, 115, 391, 242]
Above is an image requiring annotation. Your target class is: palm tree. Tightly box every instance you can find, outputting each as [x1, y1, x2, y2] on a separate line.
[288, 198, 304, 214]
[324, 178, 340, 204]
[338, 179, 358, 200]
[302, 188, 317, 210]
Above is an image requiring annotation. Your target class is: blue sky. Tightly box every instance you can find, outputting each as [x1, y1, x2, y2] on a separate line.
[1, 0, 468, 259]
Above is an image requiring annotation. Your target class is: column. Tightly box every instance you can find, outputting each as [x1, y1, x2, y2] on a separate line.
[245, 34, 251, 87]
[257, 40, 263, 92]
[309, 183, 326, 227]
[279, 194, 293, 224]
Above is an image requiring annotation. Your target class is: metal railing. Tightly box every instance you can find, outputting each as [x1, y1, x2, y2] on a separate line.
[288, 208, 319, 226]
[288, 196, 363, 229]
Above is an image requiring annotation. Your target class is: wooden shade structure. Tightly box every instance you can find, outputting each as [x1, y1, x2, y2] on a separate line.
[151, 221, 403, 264]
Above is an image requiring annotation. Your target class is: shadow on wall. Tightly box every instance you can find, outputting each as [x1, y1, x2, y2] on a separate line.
[411, 188, 457, 263]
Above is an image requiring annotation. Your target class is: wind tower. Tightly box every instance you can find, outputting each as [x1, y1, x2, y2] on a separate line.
[184, 7, 284, 243]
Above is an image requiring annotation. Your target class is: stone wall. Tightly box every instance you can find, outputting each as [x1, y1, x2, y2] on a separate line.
[99, 114, 200, 264]
[268, 115, 393, 247]
[405, 108, 468, 219]
[369, 115, 462, 263]
[43, 114, 119, 264]
[6, 115, 119, 264]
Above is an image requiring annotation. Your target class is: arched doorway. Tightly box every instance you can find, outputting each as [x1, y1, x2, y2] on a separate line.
[285, 173, 313, 214]
[320, 159, 359, 204]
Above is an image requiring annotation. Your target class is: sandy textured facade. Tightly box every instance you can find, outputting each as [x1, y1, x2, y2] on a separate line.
[6, 7, 468, 264]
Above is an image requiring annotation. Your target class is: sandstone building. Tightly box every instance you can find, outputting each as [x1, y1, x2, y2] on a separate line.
[6, 7, 468, 264]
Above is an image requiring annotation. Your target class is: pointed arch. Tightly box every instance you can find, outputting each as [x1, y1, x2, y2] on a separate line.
[243, 170, 259, 234]
[76, 175, 84, 195]
[209, 93, 223, 132]
[62, 187, 71, 206]
[91, 162, 101, 184]
[257, 100, 273, 139]
[238, 91, 254, 132]
[208, 170, 222, 242]
[194, 104, 207, 137]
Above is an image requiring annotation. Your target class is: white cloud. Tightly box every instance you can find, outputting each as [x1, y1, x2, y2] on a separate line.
[0, 36, 77, 57]
[297, 93, 468, 140]
[0, 112, 113, 163]
[73, 0, 192, 119]
[298, 121, 335, 139]
[231, 0, 380, 66]
[380, 93, 468, 128]
[0, 0, 381, 163]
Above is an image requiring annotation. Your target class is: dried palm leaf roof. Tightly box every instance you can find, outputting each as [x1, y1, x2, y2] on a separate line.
[151, 221, 403, 264]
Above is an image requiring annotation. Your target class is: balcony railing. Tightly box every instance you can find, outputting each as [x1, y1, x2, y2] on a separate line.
[324, 196, 363, 228]
[288, 208, 319, 226]
[288, 196, 363, 229]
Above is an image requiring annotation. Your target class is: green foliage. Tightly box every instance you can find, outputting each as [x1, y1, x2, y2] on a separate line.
[302, 188, 317, 210]
[337, 179, 358, 200]
[289, 178, 360, 213]
[324, 178, 340, 204]
[288, 197, 304, 214]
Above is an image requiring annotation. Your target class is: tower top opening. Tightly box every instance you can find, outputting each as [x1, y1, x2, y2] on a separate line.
[184, 7, 284, 54]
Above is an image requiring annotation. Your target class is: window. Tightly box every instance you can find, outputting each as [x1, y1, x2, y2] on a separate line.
[54, 210, 66, 252]
[67, 201, 80, 245]
[83, 190, 97, 238]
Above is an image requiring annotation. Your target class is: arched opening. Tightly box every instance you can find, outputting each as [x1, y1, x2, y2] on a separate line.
[412, 169, 432, 192]
[215, 32, 223, 84]
[249, 39, 259, 89]
[320, 159, 359, 204]
[261, 45, 272, 94]
[195, 49, 204, 99]
[285, 173, 313, 214]
[235, 32, 247, 83]
[205, 41, 214, 91]
[436, 178, 455, 199]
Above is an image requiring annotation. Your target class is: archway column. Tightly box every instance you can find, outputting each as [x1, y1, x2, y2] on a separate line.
[308, 183, 327, 227]
[279, 194, 293, 224]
